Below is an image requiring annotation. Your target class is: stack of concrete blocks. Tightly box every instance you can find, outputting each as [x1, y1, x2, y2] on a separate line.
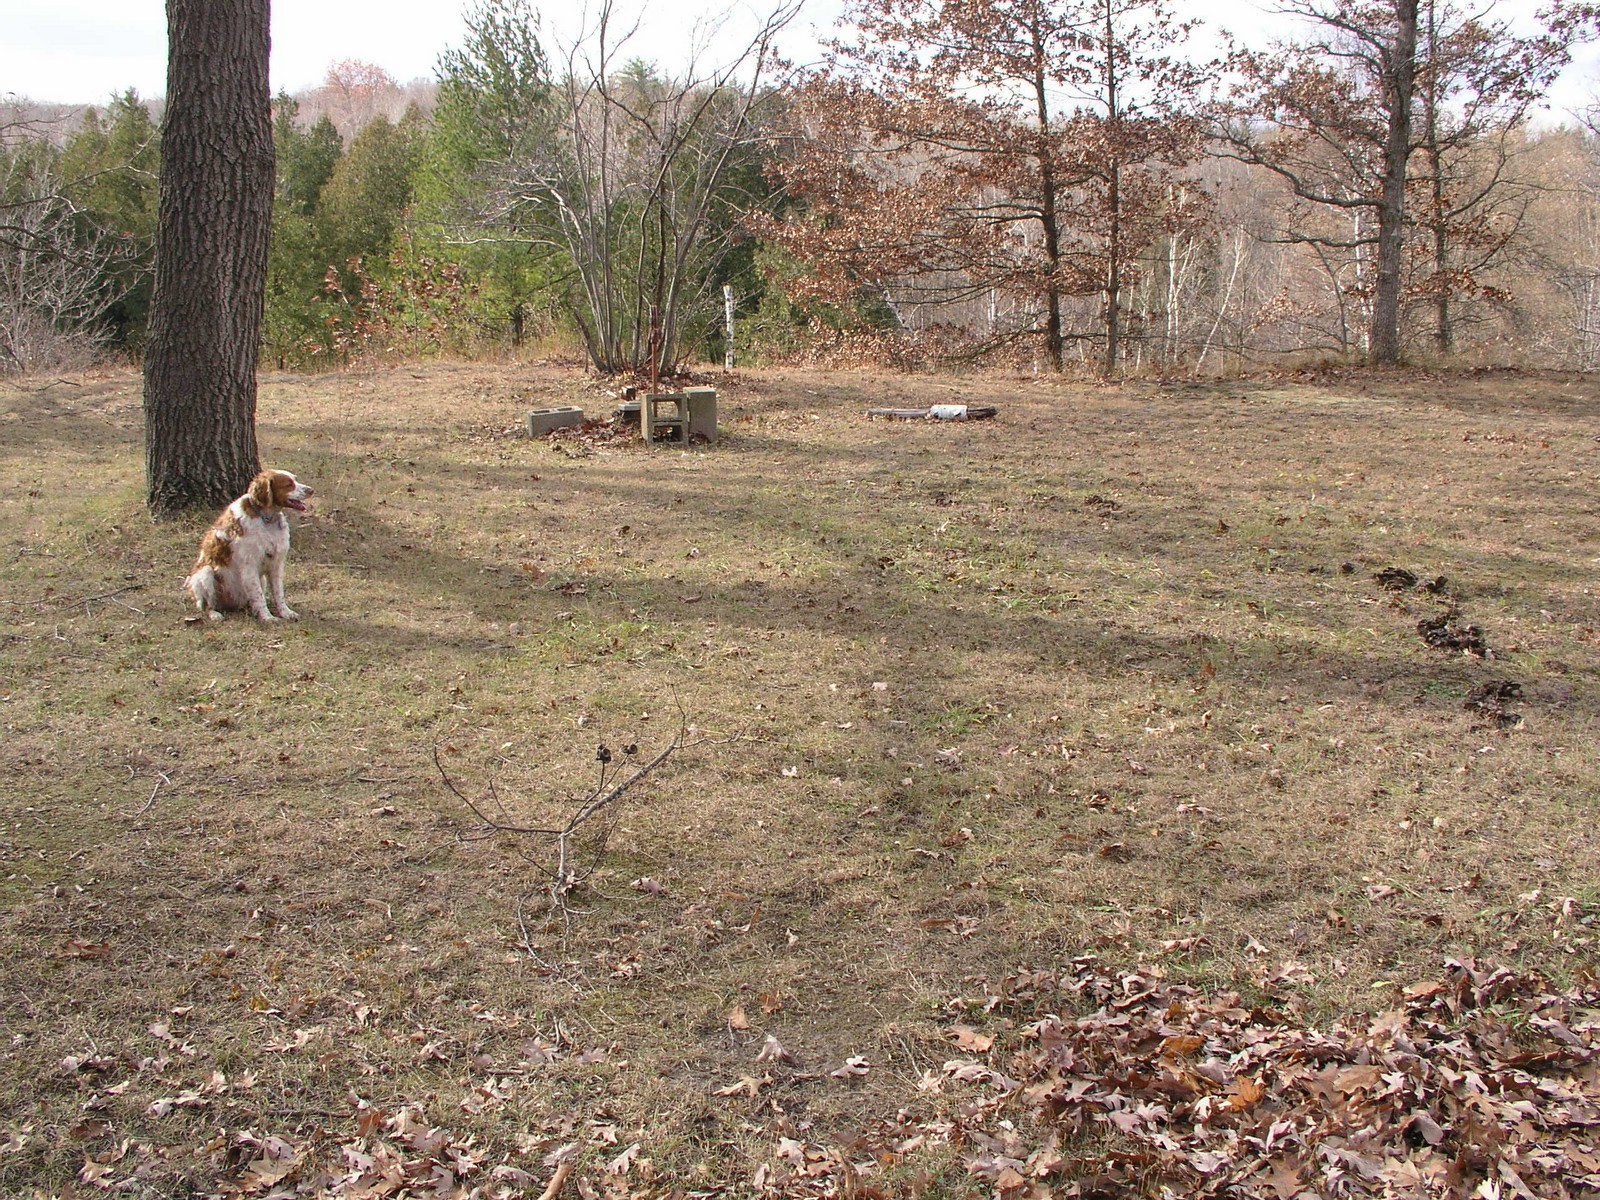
[642, 387, 718, 445]
[525, 405, 585, 437]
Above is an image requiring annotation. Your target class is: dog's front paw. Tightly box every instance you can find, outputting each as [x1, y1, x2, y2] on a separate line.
[279, 607, 300, 621]
[255, 612, 279, 623]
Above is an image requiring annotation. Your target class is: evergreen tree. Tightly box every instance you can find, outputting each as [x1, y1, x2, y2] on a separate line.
[58, 90, 160, 349]
[265, 96, 344, 365]
[412, 0, 558, 348]
[320, 109, 423, 282]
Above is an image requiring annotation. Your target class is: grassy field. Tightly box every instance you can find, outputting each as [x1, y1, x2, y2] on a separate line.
[2, 361, 1597, 1198]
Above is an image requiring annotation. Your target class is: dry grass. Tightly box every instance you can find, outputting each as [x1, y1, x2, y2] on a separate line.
[1, 361, 1597, 1197]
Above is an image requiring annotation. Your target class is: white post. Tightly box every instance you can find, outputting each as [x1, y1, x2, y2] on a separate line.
[723, 284, 736, 370]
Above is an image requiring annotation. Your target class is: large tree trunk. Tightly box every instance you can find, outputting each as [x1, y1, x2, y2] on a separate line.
[1421, 0, 1452, 355]
[1370, 0, 1418, 367]
[144, 0, 273, 517]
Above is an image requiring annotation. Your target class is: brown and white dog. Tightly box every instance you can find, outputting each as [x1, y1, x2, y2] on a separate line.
[184, 469, 313, 622]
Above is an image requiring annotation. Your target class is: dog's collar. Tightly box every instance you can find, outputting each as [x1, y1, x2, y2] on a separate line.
[261, 511, 284, 527]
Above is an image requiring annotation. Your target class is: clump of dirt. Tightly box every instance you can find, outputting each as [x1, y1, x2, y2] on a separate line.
[1376, 566, 1449, 594]
[1418, 611, 1488, 656]
[1465, 679, 1523, 726]
[1374, 567, 1489, 655]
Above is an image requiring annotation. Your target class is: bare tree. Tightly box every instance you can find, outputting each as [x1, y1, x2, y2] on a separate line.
[439, 0, 798, 376]
[1411, 0, 1594, 353]
[316, 60, 404, 137]
[1217, 0, 1595, 366]
[0, 119, 134, 373]
[143, 0, 273, 516]
[0, 184, 125, 373]
[1526, 126, 1600, 368]
[1217, 0, 1420, 365]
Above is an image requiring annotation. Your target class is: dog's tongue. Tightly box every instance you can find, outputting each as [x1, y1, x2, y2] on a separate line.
[285, 498, 308, 512]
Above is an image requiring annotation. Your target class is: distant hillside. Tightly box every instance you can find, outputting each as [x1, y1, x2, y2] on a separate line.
[286, 73, 437, 137]
[1, 97, 150, 146]
[3, 70, 437, 144]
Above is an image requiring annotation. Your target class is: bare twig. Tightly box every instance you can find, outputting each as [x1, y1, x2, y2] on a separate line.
[43, 585, 145, 615]
[432, 744, 562, 836]
[120, 770, 170, 818]
[551, 735, 679, 899]
[433, 717, 687, 938]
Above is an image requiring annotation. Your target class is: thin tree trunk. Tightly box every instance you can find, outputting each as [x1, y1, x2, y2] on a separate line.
[1102, 0, 1122, 376]
[144, 0, 272, 515]
[1196, 226, 1245, 371]
[1433, 221, 1452, 353]
[1422, 0, 1452, 354]
[1370, 0, 1418, 366]
[1031, 14, 1066, 372]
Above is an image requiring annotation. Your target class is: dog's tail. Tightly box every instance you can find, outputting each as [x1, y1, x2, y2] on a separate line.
[184, 566, 220, 620]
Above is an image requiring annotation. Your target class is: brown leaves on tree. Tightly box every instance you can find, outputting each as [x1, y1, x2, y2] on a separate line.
[758, 0, 1208, 372]
[1215, 0, 1595, 364]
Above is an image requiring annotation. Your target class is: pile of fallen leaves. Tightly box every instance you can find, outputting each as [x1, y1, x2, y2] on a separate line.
[545, 417, 640, 457]
[753, 958, 1598, 1198]
[954, 958, 1595, 1198]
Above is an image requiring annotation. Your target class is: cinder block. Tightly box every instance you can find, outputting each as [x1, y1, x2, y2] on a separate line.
[526, 406, 585, 436]
[684, 387, 718, 441]
[642, 393, 687, 444]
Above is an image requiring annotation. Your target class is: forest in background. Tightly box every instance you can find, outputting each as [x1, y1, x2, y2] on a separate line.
[6, 0, 1600, 378]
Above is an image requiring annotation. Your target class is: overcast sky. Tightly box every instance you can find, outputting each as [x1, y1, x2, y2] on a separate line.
[0, 0, 849, 104]
[1, 0, 1594, 118]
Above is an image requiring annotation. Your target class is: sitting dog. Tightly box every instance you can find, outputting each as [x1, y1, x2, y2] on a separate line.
[184, 469, 313, 622]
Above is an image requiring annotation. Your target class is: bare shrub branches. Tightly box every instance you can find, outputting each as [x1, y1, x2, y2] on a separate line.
[432, 722, 686, 938]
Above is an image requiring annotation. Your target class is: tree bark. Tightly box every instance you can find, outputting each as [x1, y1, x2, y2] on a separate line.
[1370, 0, 1418, 366]
[1101, 0, 1122, 376]
[1037, 153, 1067, 373]
[1029, 15, 1066, 372]
[144, 0, 273, 516]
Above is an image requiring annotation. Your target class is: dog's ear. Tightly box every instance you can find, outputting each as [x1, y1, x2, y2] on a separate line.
[248, 472, 273, 509]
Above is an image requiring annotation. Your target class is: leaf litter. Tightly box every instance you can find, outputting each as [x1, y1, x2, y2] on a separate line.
[112, 946, 1595, 1200]
[751, 957, 1599, 1199]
